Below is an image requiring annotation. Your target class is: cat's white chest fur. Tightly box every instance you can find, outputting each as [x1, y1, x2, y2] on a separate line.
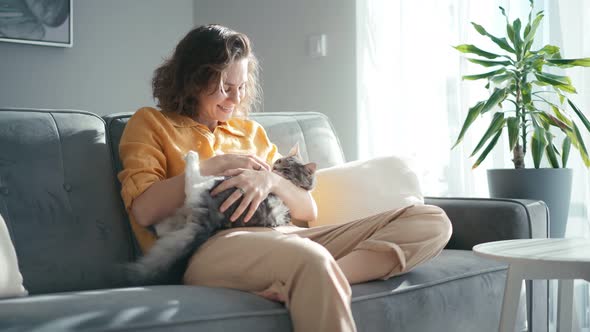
[154, 151, 221, 236]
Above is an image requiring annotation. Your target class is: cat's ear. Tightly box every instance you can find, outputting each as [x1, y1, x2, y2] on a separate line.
[288, 143, 302, 159]
[304, 162, 317, 174]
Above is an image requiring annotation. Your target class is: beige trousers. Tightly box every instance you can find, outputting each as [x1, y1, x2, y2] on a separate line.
[183, 204, 452, 332]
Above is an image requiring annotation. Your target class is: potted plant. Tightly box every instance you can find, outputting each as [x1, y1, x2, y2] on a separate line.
[453, 0, 590, 237]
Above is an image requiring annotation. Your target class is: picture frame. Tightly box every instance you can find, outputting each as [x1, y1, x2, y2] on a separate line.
[0, 0, 73, 48]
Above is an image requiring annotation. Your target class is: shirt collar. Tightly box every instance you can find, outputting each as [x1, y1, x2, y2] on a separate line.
[217, 120, 246, 137]
[163, 111, 246, 137]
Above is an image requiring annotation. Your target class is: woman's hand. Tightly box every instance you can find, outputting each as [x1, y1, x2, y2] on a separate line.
[210, 168, 279, 223]
[200, 154, 270, 176]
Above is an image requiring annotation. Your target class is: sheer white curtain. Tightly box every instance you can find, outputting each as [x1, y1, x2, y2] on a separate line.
[357, 0, 590, 329]
[548, 1, 590, 329]
[548, 0, 590, 238]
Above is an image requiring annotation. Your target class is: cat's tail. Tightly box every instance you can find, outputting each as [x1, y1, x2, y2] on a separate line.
[126, 219, 215, 286]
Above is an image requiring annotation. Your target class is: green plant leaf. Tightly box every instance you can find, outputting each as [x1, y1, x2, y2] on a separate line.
[534, 73, 577, 93]
[513, 19, 523, 58]
[454, 44, 502, 59]
[470, 112, 506, 157]
[481, 88, 508, 114]
[525, 103, 539, 114]
[524, 12, 544, 51]
[524, 52, 543, 62]
[471, 22, 516, 54]
[452, 101, 485, 149]
[551, 105, 573, 127]
[522, 82, 532, 105]
[562, 136, 571, 167]
[507, 117, 519, 151]
[524, 0, 534, 37]
[545, 112, 572, 131]
[544, 132, 560, 168]
[499, 6, 508, 21]
[524, 42, 533, 56]
[547, 58, 590, 68]
[538, 112, 553, 126]
[567, 99, 590, 132]
[545, 144, 560, 168]
[572, 123, 590, 167]
[463, 68, 506, 80]
[531, 120, 547, 168]
[555, 84, 577, 94]
[535, 72, 572, 85]
[538, 44, 561, 57]
[532, 80, 550, 87]
[506, 23, 515, 46]
[491, 73, 514, 85]
[524, 20, 531, 38]
[528, 56, 545, 72]
[564, 122, 590, 167]
[472, 129, 503, 169]
[467, 58, 512, 67]
[499, 6, 516, 47]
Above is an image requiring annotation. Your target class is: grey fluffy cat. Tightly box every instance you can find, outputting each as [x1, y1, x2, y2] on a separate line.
[128, 144, 317, 285]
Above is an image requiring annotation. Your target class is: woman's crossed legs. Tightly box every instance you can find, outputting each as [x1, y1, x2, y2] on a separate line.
[183, 204, 452, 332]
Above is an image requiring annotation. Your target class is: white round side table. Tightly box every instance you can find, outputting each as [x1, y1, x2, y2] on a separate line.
[473, 238, 590, 332]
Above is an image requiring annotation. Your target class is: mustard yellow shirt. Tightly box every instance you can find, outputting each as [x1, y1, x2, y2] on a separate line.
[118, 107, 279, 252]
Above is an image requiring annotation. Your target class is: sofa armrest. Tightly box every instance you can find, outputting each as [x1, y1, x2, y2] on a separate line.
[425, 197, 549, 251]
[426, 196, 550, 332]
[425, 197, 549, 332]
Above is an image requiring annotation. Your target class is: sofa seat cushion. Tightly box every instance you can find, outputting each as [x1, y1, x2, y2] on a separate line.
[352, 250, 509, 332]
[0, 285, 291, 332]
[0, 250, 506, 332]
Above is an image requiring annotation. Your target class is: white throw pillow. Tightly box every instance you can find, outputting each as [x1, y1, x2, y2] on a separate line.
[0, 213, 27, 298]
[309, 155, 424, 227]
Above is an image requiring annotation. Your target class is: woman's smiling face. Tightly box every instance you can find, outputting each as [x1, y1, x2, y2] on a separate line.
[196, 58, 249, 131]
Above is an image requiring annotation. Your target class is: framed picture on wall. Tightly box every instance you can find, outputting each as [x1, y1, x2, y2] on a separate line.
[0, 0, 73, 48]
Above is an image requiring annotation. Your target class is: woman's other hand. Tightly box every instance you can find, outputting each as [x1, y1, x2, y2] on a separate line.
[200, 154, 270, 176]
[210, 168, 279, 223]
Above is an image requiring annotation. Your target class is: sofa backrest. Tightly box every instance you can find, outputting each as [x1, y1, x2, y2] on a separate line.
[104, 111, 346, 172]
[251, 112, 346, 168]
[0, 109, 135, 295]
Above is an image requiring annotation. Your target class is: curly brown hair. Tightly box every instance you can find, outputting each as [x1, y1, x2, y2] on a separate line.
[152, 24, 261, 118]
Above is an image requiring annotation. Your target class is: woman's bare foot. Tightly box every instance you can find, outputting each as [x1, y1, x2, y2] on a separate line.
[253, 288, 286, 303]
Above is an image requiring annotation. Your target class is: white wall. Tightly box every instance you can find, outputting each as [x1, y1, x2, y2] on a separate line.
[0, 0, 357, 160]
[0, 0, 194, 115]
[194, 0, 358, 160]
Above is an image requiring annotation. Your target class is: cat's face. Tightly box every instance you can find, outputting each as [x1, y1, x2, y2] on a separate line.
[272, 144, 317, 190]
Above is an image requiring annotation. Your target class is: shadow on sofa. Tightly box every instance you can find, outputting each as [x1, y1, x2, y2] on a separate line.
[0, 108, 549, 332]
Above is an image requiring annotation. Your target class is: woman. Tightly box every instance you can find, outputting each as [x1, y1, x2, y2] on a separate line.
[118, 24, 452, 332]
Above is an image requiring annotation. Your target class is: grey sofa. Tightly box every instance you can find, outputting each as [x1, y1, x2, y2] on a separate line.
[0, 108, 549, 332]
